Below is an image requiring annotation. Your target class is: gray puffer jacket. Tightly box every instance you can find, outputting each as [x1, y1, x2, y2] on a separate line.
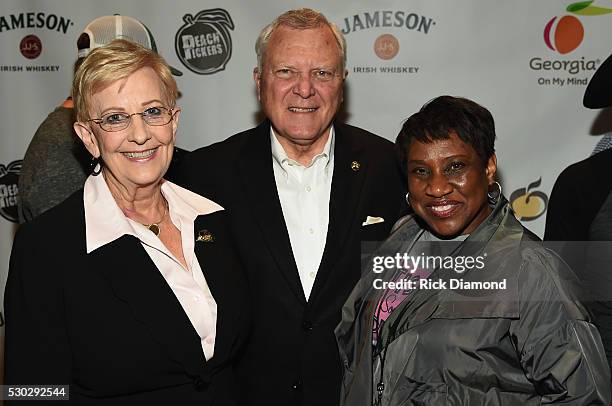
[336, 199, 611, 405]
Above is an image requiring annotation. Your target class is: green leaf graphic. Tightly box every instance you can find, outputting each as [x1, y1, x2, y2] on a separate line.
[567, 0, 593, 12]
[567, 1, 612, 14]
[572, 6, 612, 14]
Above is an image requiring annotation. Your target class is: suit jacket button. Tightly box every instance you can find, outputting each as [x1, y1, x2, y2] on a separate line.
[302, 320, 313, 331]
[194, 377, 207, 391]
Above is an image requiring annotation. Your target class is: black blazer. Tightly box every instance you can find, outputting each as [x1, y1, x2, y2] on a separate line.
[545, 149, 612, 375]
[4, 189, 250, 405]
[545, 148, 612, 241]
[176, 121, 406, 406]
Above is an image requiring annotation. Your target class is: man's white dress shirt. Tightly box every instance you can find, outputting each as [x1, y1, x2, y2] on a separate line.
[270, 128, 335, 300]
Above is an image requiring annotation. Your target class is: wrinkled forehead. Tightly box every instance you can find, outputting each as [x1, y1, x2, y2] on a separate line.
[265, 25, 343, 66]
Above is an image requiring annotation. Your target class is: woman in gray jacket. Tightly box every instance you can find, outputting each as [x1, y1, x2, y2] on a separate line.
[336, 96, 611, 405]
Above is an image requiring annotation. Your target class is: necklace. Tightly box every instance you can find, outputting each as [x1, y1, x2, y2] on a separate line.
[142, 199, 168, 236]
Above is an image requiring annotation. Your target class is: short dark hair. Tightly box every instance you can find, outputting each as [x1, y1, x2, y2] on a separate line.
[396, 96, 496, 174]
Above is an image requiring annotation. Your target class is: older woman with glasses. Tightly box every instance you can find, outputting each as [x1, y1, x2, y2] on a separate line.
[4, 39, 249, 404]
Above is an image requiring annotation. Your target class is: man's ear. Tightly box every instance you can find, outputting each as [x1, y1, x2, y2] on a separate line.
[253, 67, 261, 101]
[74, 122, 100, 158]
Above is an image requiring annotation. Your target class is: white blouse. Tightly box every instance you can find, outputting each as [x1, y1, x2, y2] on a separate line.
[83, 174, 221, 361]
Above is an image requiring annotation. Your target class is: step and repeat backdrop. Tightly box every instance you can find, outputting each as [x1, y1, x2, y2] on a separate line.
[1, 0, 612, 360]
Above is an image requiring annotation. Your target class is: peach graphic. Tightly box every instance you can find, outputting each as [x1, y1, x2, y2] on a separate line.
[543, 15, 584, 54]
[509, 178, 549, 221]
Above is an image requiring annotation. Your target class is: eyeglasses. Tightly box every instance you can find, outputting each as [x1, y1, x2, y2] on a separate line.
[88, 106, 175, 132]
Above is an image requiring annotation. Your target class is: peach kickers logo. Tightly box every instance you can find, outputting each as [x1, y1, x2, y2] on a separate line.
[544, 1, 612, 54]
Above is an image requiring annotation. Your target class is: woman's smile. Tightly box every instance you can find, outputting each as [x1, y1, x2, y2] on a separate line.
[426, 200, 462, 218]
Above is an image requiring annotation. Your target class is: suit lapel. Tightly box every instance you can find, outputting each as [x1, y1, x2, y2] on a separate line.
[92, 236, 208, 379]
[237, 121, 306, 304]
[192, 213, 245, 371]
[310, 123, 367, 303]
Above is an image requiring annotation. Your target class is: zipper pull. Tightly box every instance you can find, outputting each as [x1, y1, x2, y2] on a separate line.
[376, 381, 384, 404]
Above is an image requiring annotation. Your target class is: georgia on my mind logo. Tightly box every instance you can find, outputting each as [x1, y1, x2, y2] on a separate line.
[529, 1, 611, 84]
[543, 0, 612, 55]
[175, 8, 234, 75]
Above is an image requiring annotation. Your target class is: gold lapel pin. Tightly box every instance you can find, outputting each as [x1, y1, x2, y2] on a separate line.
[351, 160, 361, 171]
[196, 229, 215, 243]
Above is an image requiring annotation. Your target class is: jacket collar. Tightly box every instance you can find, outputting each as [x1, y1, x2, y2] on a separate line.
[380, 198, 524, 337]
[336, 198, 525, 362]
[83, 173, 223, 254]
[192, 213, 244, 374]
[310, 122, 368, 303]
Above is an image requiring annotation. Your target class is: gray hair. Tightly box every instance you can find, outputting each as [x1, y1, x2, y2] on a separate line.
[255, 8, 347, 73]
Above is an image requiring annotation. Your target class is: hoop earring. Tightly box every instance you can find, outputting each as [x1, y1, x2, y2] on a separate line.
[91, 156, 102, 176]
[405, 192, 411, 207]
[487, 181, 502, 204]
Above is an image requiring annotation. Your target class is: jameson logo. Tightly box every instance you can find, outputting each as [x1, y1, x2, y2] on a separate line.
[0, 12, 73, 33]
[175, 8, 234, 75]
[341, 10, 436, 34]
[20, 34, 42, 59]
[0, 160, 21, 223]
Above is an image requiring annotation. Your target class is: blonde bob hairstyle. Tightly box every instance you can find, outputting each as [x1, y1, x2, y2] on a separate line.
[255, 8, 347, 73]
[72, 39, 178, 123]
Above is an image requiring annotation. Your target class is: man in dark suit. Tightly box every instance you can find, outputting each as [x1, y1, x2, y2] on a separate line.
[545, 52, 612, 378]
[178, 8, 405, 406]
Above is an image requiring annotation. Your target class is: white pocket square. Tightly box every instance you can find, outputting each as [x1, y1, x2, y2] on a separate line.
[362, 216, 385, 226]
